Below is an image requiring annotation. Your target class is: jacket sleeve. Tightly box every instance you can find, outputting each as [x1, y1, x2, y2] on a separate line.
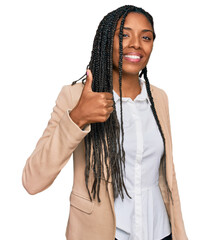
[161, 89, 188, 239]
[22, 85, 91, 195]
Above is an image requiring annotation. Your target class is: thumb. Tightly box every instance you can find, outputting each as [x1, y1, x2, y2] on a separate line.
[84, 69, 93, 92]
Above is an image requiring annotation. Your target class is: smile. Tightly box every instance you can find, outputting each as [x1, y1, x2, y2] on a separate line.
[123, 55, 142, 62]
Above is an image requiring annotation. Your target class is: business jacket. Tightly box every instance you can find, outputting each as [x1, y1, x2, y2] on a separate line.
[22, 82, 188, 240]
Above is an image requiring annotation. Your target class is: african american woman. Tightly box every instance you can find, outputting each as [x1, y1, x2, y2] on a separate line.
[22, 5, 188, 240]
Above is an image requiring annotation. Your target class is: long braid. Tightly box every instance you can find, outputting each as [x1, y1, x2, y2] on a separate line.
[140, 67, 174, 205]
[114, 6, 141, 200]
[69, 5, 171, 205]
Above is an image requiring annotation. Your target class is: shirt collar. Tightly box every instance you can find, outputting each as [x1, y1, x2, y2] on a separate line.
[112, 78, 151, 106]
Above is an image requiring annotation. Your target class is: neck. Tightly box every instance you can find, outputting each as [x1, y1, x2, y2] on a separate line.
[112, 70, 141, 98]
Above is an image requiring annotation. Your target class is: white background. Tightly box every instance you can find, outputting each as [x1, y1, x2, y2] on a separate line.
[0, 0, 209, 239]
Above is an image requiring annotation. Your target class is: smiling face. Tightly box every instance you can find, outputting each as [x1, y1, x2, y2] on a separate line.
[113, 12, 154, 77]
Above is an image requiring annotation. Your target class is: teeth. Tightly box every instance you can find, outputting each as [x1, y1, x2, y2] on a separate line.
[124, 55, 141, 59]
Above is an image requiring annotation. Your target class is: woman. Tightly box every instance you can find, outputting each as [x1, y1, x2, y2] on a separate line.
[22, 5, 188, 240]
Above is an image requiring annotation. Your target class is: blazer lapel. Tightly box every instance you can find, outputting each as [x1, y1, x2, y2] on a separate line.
[150, 85, 173, 191]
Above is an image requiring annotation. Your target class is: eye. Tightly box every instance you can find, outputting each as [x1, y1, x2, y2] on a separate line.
[122, 33, 129, 38]
[142, 36, 152, 41]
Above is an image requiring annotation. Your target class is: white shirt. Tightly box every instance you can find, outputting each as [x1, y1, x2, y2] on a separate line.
[113, 78, 171, 240]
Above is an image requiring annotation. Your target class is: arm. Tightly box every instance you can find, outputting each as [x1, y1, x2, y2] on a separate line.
[22, 85, 91, 195]
[161, 89, 188, 239]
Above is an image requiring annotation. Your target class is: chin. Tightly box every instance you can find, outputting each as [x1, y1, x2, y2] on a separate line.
[121, 66, 143, 75]
[122, 62, 146, 72]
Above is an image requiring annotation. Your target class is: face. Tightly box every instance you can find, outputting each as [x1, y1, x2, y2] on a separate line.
[113, 12, 154, 76]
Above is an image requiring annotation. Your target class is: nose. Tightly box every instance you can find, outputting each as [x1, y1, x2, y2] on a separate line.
[129, 35, 142, 49]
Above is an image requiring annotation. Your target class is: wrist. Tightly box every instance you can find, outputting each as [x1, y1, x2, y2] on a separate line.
[69, 108, 87, 129]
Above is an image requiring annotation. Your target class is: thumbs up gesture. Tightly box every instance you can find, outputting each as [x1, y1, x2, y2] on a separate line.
[69, 69, 114, 129]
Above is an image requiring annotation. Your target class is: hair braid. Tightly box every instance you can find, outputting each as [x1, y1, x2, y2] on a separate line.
[140, 67, 174, 205]
[70, 5, 172, 205]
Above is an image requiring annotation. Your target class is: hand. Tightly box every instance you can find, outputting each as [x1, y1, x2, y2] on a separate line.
[70, 69, 114, 128]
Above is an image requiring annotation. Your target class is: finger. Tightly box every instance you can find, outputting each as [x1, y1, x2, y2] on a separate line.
[106, 99, 114, 107]
[107, 106, 114, 114]
[103, 92, 114, 100]
[84, 69, 93, 92]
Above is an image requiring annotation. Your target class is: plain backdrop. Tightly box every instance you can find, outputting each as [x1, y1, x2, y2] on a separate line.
[0, 0, 209, 239]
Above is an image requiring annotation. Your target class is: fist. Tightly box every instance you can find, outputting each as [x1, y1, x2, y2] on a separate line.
[70, 69, 114, 128]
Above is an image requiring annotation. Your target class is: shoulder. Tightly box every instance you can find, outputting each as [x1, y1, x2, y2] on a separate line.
[150, 83, 168, 98]
[59, 82, 84, 95]
[150, 83, 169, 105]
[56, 82, 85, 109]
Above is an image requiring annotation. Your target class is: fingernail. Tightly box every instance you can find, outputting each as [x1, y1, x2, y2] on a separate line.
[86, 70, 89, 76]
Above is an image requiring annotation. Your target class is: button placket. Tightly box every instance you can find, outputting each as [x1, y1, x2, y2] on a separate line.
[133, 101, 144, 240]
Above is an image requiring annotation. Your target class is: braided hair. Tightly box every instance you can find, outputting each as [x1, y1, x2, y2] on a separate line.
[71, 5, 173, 205]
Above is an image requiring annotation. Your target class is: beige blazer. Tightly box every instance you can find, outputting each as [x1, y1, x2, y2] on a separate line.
[22, 82, 188, 240]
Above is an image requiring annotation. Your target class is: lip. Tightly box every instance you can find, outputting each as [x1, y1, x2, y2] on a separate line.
[123, 52, 143, 63]
[124, 52, 143, 57]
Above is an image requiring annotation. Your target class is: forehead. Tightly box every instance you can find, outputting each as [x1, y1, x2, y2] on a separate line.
[116, 12, 152, 30]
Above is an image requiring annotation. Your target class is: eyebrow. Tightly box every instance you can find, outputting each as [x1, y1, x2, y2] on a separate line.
[116, 27, 153, 33]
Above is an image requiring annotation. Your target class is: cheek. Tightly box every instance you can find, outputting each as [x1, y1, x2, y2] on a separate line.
[113, 38, 119, 54]
[113, 39, 119, 63]
[144, 43, 153, 56]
